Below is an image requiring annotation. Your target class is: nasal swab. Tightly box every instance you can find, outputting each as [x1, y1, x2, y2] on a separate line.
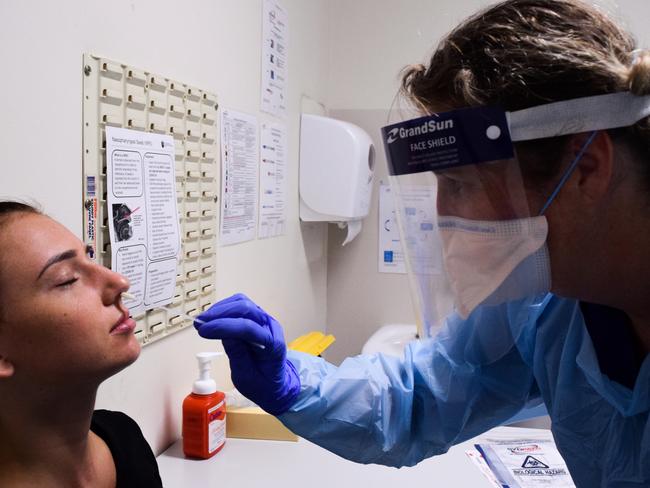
[121, 292, 265, 349]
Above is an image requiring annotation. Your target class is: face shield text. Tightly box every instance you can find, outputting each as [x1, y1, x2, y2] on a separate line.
[410, 136, 457, 152]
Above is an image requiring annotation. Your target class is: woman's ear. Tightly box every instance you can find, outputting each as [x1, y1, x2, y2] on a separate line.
[571, 131, 614, 204]
[0, 355, 15, 378]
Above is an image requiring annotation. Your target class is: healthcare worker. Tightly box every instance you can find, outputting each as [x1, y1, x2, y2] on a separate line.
[196, 1, 650, 486]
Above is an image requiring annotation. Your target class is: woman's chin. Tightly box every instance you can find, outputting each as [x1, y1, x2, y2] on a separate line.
[101, 338, 142, 380]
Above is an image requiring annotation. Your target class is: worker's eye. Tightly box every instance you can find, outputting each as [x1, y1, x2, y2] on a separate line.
[439, 176, 465, 195]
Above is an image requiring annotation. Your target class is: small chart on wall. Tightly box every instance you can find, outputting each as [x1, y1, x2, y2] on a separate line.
[82, 54, 219, 346]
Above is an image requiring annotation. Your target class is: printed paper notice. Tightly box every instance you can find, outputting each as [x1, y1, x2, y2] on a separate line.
[260, 0, 288, 117]
[220, 109, 259, 246]
[105, 127, 180, 316]
[475, 438, 576, 488]
[379, 183, 406, 274]
[395, 184, 441, 275]
[259, 122, 287, 238]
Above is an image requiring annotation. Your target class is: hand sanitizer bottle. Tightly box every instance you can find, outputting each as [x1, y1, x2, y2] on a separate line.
[182, 352, 226, 458]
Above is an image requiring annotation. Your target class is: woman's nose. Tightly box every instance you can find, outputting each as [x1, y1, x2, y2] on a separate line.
[100, 266, 130, 305]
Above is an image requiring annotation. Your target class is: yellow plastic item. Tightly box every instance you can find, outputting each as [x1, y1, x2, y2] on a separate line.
[288, 331, 336, 356]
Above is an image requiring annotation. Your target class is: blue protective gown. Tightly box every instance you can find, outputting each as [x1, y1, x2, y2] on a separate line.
[278, 294, 650, 487]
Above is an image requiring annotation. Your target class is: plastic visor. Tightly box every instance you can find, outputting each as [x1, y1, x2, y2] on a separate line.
[381, 92, 650, 338]
[382, 105, 538, 338]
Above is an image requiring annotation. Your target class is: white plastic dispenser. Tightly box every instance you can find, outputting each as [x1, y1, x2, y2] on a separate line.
[299, 113, 375, 245]
[193, 352, 223, 394]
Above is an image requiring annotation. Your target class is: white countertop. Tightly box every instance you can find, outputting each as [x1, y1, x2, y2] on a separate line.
[158, 426, 551, 487]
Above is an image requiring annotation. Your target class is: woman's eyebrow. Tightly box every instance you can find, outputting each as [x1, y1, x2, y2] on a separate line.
[37, 249, 77, 280]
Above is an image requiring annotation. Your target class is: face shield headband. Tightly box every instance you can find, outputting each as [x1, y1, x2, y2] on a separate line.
[381, 92, 650, 333]
[382, 91, 650, 178]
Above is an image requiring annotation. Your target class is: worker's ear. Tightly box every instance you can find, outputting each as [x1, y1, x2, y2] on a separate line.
[569, 131, 614, 205]
[0, 355, 15, 378]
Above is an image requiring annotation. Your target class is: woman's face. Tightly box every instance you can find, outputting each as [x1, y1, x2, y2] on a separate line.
[0, 213, 140, 386]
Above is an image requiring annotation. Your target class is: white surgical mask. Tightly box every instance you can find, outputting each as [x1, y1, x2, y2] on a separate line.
[438, 216, 550, 318]
[439, 131, 598, 319]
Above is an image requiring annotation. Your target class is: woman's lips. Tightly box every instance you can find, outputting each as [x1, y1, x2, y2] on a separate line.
[110, 316, 136, 335]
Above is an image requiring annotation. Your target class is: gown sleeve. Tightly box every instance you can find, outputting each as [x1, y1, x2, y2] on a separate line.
[278, 303, 543, 468]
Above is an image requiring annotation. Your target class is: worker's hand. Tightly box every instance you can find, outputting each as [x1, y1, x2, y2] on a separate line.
[194, 294, 301, 416]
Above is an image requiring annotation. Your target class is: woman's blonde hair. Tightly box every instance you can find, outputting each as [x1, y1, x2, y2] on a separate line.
[401, 0, 650, 185]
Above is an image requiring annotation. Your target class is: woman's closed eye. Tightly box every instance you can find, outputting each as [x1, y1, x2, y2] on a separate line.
[45, 246, 93, 288]
[56, 277, 79, 288]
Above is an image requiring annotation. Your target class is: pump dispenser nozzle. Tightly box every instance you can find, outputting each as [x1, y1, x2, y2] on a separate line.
[193, 352, 223, 395]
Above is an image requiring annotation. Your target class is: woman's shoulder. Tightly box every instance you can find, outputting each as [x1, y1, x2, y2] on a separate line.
[91, 409, 162, 488]
[92, 409, 140, 430]
[91, 409, 151, 453]
[91, 409, 149, 447]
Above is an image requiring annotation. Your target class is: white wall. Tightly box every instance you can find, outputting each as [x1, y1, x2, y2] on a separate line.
[324, 0, 650, 363]
[0, 0, 331, 454]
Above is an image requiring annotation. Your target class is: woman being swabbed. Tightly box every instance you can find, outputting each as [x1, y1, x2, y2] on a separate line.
[0, 201, 162, 487]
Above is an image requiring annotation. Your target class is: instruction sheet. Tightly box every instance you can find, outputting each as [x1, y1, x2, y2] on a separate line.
[378, 183, 406, 273]
[474, 438, 576, 487]
[105, 127, 180, 315]
[260, 0, 288, 117]
[258, 122, 287, 238]
[219, 108, 259, 246]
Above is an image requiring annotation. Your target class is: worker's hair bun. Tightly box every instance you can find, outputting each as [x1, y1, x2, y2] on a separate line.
[401, 63, 427, 89]
[629, 50, 650, 95]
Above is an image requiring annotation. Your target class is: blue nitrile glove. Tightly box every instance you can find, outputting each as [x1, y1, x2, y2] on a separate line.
[194, 293, 301, 416]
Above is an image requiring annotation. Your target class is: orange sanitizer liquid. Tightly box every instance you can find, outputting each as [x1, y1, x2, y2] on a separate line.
[183, 352, 227, 459]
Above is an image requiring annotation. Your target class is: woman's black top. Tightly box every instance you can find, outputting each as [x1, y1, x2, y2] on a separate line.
[91, 409, 163, 488]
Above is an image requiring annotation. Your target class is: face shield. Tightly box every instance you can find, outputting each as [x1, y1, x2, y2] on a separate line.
[382, 92, 650, 339]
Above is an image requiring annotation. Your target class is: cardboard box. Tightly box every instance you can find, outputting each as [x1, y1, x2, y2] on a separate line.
[226, 406, 298, 442]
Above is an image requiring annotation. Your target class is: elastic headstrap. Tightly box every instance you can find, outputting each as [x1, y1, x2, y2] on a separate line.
[507, 92, 650, 142]
[537, 131, 599, 216]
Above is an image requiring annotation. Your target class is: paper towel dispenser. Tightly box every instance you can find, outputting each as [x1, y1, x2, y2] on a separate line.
[299, 113, 375, 245]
